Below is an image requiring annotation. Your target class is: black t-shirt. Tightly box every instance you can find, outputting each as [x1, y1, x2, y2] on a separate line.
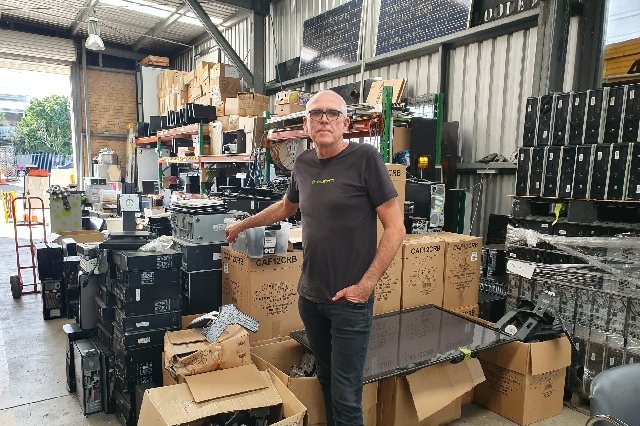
[286, 142, 398, 303]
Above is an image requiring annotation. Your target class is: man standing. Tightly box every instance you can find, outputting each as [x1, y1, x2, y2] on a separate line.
[226, 90, 405, 426]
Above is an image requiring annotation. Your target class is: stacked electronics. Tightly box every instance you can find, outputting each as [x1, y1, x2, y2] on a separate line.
[404, 179, 446, 233]
[171, 199, 233, 315]
[509, 82, 640, 399]
[515, 84, 640, 200]
[35, 242, 65, 320]
[111, 249, 182, 424]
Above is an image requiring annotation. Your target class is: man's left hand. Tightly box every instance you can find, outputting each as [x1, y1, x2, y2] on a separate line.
[332, 280, 374, 304]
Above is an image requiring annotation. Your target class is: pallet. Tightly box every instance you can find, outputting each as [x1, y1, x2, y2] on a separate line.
[565, 390, 590, 416]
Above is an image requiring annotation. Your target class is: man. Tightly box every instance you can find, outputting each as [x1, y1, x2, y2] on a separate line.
[226, 90, 405, 426]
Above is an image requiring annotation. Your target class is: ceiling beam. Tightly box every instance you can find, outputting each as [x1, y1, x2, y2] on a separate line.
[70, 0, 100, 36]
[183, 0, 254, 87]
[214, 0, 269, 15]
[132, 4, 190, 51]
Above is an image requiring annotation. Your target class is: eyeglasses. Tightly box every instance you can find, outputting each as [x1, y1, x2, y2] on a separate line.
[307, 109, 343, 122]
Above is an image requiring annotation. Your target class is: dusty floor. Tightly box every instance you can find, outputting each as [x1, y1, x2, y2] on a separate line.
[0, 220, 589, 426]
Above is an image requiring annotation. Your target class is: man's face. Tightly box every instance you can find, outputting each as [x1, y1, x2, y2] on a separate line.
[303, 94, 350, 148]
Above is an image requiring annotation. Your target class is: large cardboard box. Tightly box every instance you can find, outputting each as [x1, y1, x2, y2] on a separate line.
[374, 250, 402, 316]
[208, 121, 223, 155]
[225, 98, 240, 116]
[211, 77, 241, 103]
[163, 325, 251, 383]
[377, 358, 485, 426]
[48, 230, 104, 244]
[222, 248, 303, 344]
[239, 116, 265, 150]
[139, 365, 306, 426]
[401, 236, 445, 309]
[199, 62, 240, 81]
[377, 164, 407, 240]
[431, 233, 482, 310]
[475, 336, 571, 425]
[393, 126, 411, 154]
[251, 339, 377, 426]
[238, 92, 270, 116]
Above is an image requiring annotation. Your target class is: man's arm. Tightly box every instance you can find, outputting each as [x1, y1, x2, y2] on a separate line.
[226, 195, 299, 243]
[332, 197, 405, 303]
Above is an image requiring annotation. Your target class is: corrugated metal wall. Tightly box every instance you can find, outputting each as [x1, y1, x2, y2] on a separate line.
[172, 15, 253, 73]
[457, 173, 515, 237]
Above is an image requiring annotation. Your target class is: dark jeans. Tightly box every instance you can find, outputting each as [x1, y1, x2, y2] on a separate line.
[298, 296, 373, 426]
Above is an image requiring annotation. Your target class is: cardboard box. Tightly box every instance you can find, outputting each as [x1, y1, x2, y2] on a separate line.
[453, 304, 479, 318]
[393, 126, 411, 154]
[374, 250, 402, 316]
[251, 339, 377, 426]
[225, 98, 240, 116]
[377, 358, 485, 426]
[401, 236, 445, 309]
[48, 230, 104, 244]
[239, 116, 265, 150]
[228, 115, 240, 132]
[222, 248, 303, 344]
[211, 77, 241, 103]
[377, 164, 407, 240]
[437, 233, 482, 309]
[475, 336, 571, 425]
[238, 92, 270, 116]
[138, 366, 306, 426]
[275, 90, 311, 105]
[140, 55, 169, 67]
[275, 103, 306, 116]
[214, 100, 225, 117]
[164, 325, 251, 383]
[208, 121, 223, 155]
[199, 62, 241, 82]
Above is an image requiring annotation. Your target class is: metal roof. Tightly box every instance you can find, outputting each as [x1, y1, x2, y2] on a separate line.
[0, 0, 243, 55]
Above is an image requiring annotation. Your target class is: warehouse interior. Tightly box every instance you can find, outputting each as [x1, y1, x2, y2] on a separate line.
[0, 0, 639, 425]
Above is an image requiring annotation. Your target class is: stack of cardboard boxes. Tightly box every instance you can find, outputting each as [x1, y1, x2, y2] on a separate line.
[273, 90, 311, 116]
[212, 92, 269, 155]
[157, 70, 188, 116]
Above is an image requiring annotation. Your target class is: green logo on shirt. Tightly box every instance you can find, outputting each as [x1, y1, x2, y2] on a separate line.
[311, 178, 335, 185]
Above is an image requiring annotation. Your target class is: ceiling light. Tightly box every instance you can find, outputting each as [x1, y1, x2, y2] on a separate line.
[85, 17, 105, 51]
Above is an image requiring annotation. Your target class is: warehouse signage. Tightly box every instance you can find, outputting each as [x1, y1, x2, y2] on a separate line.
[470, 0, 539, 27]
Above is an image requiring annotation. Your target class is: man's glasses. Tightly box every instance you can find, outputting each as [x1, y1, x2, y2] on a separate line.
[307, 109, 343, 122]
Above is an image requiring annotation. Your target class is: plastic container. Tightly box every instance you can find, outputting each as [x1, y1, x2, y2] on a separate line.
[226, 221, 291, 258]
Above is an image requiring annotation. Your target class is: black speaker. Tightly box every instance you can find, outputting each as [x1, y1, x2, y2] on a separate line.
[558, 146, 577, 198]
[523, 97, 539, 147]
[515, 148, 532, 196]
[542, 146, 562, 197]
[409, 117, 437, 179]
[536, 95, 554, 146]
[572, 145, 593, 199]
[626, 143, 640, 200]
[623, 84, 640, 142]
[603, 86, 626, 143]
[568, 91, 587, 145]
[589, 144, 611, 200]
[551, 93, 570, 146]
[148, 116, 162, 135]
[607, 143, 630, 200]
[528, 147, 546, 196]
[584, 89, 607, 144]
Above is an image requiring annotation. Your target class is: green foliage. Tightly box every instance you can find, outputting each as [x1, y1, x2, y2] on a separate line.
[15, 95, 72, 155]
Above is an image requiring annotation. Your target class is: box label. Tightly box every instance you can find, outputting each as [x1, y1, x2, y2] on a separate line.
[135, 321, 150, 328]
[470, 251, 478, 262]
[138, 337, 151, 344]
[136, 289, 141, 301]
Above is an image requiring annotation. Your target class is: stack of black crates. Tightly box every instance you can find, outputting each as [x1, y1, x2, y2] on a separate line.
[510, 82, 640, 400]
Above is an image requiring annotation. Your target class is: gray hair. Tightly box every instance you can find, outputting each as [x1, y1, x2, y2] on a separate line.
[306, 90, 348, 115]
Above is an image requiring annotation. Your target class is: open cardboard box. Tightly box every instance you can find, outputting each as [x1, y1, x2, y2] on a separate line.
[251, 338, 377, 426]
[48, 230, 104, 244]
[163, 325, 251, 383]
[139, 364, 306, 426]
[377, 358, 485, 426]
[474, 336, 571, 425]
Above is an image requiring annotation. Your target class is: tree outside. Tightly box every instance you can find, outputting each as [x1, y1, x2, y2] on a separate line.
[14, 95, 72, 155]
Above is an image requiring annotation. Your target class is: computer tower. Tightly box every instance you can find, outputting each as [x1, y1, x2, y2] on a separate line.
[542, 146, 562, 197]
[589, 144, 612, 200]
[572, 145, 593, 199]
[603, 86, 627, 143]
[409, 117, 437, 179]
[73, 339, 103, 415]
[443, 189, 472, 234]
[522, 97, 539, 147]
[626, 143, 640, 200]
[181, 269, 223, 315]
[515, 148, 532, 196]
[584, 88, 608, 144]
[551, 93, 570, 146]
[623, 84, 640, 142]
[527, 147, 546, 196]
[568, 91, 588, 145]
[429, 183, 446, 229]
[607, 143, 631, 200]
[94, 340, 116, 414]
[79, 274, 100, 330]
[536, 94, 554, 146]
[558, 146, 577, 198]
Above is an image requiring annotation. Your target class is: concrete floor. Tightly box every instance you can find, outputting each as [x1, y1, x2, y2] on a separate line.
[0, 222, 589, 426]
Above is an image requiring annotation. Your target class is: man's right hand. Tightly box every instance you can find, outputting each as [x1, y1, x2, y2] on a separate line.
[225, 221, 244, 243]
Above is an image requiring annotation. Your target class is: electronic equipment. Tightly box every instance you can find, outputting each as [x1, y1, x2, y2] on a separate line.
[171, 199, 235, 244]
[568, 91, 587, 145]
[522, 97, 538, 147]
[623, 84, 640, 142]
[527, 147, 546, 196]
[79, 274, 100, 330]
[94, 340, 116, 414]
[495, 291, 563, 342]
[536, 94, 554, 146]
[589, 144, 611, 200]
[603, 86, 627, 143]
[443, 189, 471, 234]
[409, 117, 437, 179]
[558, 146, 577, 198]
[572, 145, 593, 199]
[73, 339, 103, 415]
[542, 146, 562, 197]
[607, 143, 631, 200]
[429, 183, 446, 229]
[584, 88, 608, 144]
[515, 148, 532, 196]
[626, 143, 640, 200]
[290, 350, 317, 377]
[181, 269, 223, 315]
[551, 93, 570, 146]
